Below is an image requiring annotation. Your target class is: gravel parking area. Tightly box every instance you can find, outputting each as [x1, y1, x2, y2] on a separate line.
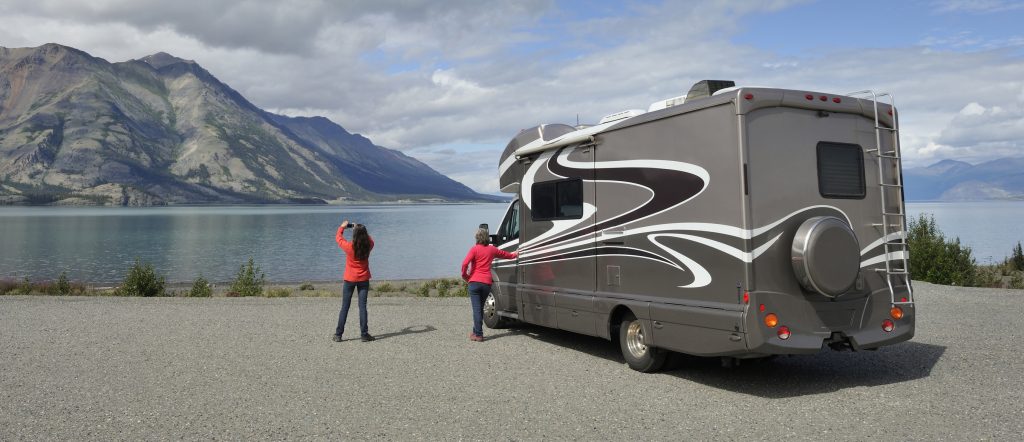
[2, 282, 1023, 440]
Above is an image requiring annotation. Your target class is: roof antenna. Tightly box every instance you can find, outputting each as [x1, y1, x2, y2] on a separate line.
[576, 113, 579, 126]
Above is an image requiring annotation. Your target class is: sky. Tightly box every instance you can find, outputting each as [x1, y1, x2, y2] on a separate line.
[1, 0, 1023, 194]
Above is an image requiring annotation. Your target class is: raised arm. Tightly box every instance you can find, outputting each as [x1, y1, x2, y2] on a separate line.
[335, 220, 352, 254]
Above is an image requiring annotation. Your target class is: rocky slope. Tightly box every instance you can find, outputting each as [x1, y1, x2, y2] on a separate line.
[0, 44, 491, 205]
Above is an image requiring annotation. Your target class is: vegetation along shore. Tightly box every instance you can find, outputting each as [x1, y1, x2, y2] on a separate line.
[0, 258, 469, 298]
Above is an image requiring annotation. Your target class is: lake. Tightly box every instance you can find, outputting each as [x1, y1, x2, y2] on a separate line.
[1, 201, 1021, 284]
[905, 201, 1024, 265]
[0, 204, 509, 284]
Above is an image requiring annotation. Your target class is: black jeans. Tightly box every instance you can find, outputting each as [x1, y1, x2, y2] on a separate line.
[336, 280, 369, 337]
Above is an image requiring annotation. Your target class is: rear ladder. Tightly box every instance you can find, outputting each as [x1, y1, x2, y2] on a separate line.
[848, 90, 914, 306]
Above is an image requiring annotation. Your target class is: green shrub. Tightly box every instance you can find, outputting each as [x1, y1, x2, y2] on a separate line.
[299, 282, 315, 291]
[56, 272, 72, 295]
[16, 277, 33, 295]
[116, 259, 166, 297]
[266, 287, 291, 298]
[0, 279, 16, 295]
[907, 214, 978, 286]
[375, 282, 395, 293]
[1009, 273, 1024, 290]
[435, 278, 451, 297]
[974, 266, 1003, 288]
[416, 282, 430, 297]
[229, 258, 265, 297]
[1011, 242, 1024, 272]
[188, 276, 213, 297]
[452, 282, 468, 297]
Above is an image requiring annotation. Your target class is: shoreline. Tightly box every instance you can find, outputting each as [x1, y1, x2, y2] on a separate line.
[0, 277, 466, 298]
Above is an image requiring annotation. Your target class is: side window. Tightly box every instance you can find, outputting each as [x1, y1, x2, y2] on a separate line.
[817, 142, 865, 199]
[500, 200, 520, 241]
[531, 178, 584, 221]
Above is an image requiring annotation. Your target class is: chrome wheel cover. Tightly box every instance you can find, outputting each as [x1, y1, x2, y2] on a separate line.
[484, 293, 497, 318]
[625, 320, 648, 359]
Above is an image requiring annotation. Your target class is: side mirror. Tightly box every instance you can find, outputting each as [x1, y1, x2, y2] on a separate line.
[479, 223, 489, 232]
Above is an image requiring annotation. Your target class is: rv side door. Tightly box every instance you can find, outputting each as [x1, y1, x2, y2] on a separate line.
[491, 199, 520, 313]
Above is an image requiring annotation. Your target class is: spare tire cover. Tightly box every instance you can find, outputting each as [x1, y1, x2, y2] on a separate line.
[791, 216, 860, 297]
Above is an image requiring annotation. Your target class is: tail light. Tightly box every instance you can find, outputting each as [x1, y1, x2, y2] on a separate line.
[764, 313, 778, 328]
[777, 326, 791, 340]
[744, 93, 754, 100]
[743, 291, 750, 304]
[882, 319, 895, 332]
[890, 306, 904, 320]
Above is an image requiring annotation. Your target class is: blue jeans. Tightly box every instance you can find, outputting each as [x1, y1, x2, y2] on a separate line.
[468, 282, 490, 337]
[336, 280, 369, 337]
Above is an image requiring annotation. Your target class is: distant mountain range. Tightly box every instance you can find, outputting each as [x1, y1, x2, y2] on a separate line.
[0, 43, 498, 205]
[904, 158, 1024, 201]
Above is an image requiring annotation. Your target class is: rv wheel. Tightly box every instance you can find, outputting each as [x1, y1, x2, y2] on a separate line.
[618, 313, 667, 372]
[483, 292, 510, 329]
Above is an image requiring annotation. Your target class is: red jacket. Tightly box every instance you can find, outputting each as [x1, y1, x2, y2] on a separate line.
[336, 225, 374, 282]
[461, 244, 517, 285]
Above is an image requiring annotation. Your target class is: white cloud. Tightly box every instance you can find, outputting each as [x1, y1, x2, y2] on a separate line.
[933, 0, 1024, 13]
[2, 0, 1022, 192]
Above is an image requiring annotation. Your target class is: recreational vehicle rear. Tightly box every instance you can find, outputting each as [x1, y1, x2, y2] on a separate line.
[483, 80, 915, 372]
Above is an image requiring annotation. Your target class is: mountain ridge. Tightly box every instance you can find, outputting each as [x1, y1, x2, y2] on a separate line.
[904, 158, 1024, 201]
[0, 43, 496, 205]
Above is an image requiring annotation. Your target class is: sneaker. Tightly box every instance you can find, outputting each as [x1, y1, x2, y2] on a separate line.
[469, 332, 484, 342]
[361, 334, 375, 342]
[332, 334, 343, 342]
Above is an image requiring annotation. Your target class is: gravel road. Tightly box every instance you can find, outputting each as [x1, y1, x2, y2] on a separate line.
[2, 282, 1023, 440]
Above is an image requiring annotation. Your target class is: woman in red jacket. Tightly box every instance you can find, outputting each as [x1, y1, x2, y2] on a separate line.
[333, 219, 375, 342]
[461, 228, 518, 342]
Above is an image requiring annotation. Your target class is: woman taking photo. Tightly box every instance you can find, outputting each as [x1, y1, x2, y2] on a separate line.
[461, 228, 518, 342]
[333, 219, 375, 342]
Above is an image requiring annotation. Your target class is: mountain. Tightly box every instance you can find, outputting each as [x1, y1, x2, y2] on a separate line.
[0, 43, 495, 205]
[904, 158, 1024, 201]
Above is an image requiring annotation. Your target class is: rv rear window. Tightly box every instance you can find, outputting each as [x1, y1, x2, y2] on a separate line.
[817, 142, 865, 199]
[531, 178, 583, 221]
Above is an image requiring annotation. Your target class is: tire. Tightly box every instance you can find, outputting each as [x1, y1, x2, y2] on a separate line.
[483, 292, 511, 329]
[618, 312, 667, 372]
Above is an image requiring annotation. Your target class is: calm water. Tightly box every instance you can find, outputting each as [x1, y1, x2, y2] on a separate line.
[0, 204, 508, 284]
[1, 201, 1020, 283]
[906, 201, 1024, 265]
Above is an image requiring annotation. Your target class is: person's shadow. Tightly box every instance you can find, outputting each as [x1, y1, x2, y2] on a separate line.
[371, 325, 437, 341]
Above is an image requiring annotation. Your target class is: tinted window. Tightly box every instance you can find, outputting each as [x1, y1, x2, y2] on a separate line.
[817, 142, 865, 199]
[557, 180, 583, 217]
[500, 200, 520, 240]
[531, 178, 583, 221]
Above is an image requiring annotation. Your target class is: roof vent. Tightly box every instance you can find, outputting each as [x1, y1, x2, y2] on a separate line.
[686, 80, 736, 101]
[598, 109, 646, 125]
[648, 94, 687, 112]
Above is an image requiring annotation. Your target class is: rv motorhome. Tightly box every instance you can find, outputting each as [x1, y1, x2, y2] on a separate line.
[483, 80, 914, 372]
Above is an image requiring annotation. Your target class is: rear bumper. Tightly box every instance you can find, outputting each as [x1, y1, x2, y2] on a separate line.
[743, 287, 915, 356]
